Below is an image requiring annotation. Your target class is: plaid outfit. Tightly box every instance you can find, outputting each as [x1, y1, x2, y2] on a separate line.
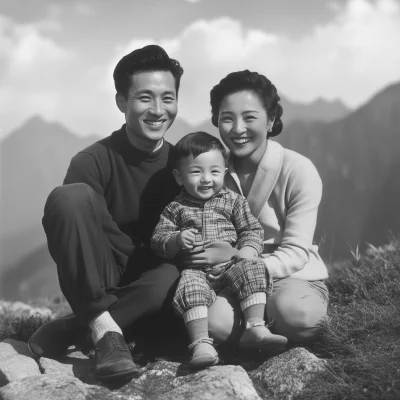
[151, 187, 270, 316]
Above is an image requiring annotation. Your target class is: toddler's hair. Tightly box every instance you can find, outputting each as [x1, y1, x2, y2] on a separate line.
[174, 131, 227, 168]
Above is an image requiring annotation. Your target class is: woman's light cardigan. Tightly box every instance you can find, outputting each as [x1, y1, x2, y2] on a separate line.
[225, 140, 329, 281]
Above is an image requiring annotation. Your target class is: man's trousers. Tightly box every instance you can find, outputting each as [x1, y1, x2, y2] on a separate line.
[42, 183, 180, 332]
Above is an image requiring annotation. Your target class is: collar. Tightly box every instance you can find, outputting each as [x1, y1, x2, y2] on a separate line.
[110, 124, 165, 165]
[179, 186, 229, 206]
[152, 138, 164, 152]
[226, 140, 283, 218]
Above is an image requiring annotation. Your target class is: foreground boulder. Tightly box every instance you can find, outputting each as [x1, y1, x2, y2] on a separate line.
[0, 375, 88, 400]
[0, 318, 328, 399]
[249, 347, 327, 399]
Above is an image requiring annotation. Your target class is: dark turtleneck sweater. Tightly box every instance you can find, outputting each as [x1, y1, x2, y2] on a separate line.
[63, 124, 180, 265]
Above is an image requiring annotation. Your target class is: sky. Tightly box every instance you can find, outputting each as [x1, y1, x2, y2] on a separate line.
[1, 0, 400, 140]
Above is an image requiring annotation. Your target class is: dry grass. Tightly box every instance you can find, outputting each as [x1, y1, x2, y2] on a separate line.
[1, 240, 400, 399]
[299, 239, 400, 400]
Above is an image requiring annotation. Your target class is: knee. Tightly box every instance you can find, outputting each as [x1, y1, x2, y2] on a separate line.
[268, 297, 327, 343]
[145, 265, 180, 313]
[44, 183, 94, 219]
[285, 312, 326, 343]
[208, 296, 242, 344]
[208, 308, 232, 343]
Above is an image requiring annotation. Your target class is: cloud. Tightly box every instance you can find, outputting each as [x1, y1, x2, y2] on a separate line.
[0, 12, 116, 140]
[74, 3, 94, 16]
[0, 14, 73, 135]
[114, 0, 400, 125]
[2, 0, 400, 140]
[117, 18, 278, 125]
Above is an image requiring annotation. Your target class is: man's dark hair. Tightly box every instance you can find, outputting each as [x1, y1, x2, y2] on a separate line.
[113, 44, 184, 99]
[174, 131, 227, 168]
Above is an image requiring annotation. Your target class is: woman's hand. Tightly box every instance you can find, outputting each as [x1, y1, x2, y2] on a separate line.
[180, 241, 239, 267]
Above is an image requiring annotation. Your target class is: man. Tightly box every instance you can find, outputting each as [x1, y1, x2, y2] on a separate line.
[28, 45, 184, 382]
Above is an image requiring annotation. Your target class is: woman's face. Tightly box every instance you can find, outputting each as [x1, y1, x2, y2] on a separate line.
[218, 90, 272, 160]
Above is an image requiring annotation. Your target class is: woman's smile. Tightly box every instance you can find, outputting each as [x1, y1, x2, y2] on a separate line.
[232, 137, 251, 146]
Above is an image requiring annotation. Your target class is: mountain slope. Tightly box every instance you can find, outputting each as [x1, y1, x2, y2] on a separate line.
[0, 85, 396, 300]
[277, 81, 400, 259]
[0, 116, 99, 269]
[280, 96, 350, 124]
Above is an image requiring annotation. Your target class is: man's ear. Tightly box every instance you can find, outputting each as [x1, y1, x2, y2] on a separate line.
[116, 93, 126, 113]
[172, 169, 184, 186]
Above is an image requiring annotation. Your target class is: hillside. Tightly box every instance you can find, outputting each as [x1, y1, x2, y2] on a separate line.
[277, 82, 400, 259]
[0, 86, 396, 300]
[0, 116, 99, 299]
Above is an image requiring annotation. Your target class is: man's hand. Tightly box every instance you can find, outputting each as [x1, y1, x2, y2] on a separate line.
[181, 241, 239, 267]
[176, 229, 197, 249]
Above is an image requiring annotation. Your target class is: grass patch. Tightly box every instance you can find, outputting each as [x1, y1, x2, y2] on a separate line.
[299, 239, 400, 400]
[0, 295, 72, 342]
[1, 241, 399, 399]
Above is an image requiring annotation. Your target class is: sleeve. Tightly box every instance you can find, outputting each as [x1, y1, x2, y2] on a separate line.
[231, 196, 264, 254]
[150, 204, 180, 259]
[262, 158, 323, 279]
[63, 151, 107, 195]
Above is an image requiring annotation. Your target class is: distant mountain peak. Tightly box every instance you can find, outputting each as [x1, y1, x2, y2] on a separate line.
[311, 97, 349, 108]
[280, 95, 351, 124]
[354, 80, 400, 123]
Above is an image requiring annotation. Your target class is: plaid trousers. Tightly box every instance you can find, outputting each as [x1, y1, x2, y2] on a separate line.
[173, 258, 273, 316]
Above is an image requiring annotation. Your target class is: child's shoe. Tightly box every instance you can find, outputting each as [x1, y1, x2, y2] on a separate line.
[239, 322, 287, 351]
[188, 337, 219, 369]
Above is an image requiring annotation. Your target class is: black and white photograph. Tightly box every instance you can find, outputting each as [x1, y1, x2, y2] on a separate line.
[0, 0, 399, 399]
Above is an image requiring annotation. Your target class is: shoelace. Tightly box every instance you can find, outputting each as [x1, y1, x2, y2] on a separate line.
[96, 333, 129, 358]
[188, 337, 215, 350]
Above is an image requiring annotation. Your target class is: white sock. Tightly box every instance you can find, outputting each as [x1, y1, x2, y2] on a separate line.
[88, 311, 122, 344]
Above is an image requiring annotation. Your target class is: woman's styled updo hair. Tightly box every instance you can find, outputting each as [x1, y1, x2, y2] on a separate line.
[210, 70, 283, 138]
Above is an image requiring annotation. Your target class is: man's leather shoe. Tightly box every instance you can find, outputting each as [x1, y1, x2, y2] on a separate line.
[28, 313, 86, 359]
[94, 331, 140, 382]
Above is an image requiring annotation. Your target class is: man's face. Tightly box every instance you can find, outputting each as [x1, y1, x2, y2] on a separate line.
[116, 70, 178, 151]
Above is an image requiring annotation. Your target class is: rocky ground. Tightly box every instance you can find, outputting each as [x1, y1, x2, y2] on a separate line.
[0, 301, 327, 400]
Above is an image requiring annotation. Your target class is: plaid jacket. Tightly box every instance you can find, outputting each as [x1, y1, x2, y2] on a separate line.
[151, 187, 263, 259]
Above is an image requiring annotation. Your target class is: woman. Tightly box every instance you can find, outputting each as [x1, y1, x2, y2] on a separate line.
[190, 70, 329, 344]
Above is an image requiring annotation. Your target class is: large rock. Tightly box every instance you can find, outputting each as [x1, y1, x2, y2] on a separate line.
[249, 347, 326, 400]
[89, 360, 179, 400]
[0, 339, 33, 363]
[39, 350, 95, 380]
[0, 375, 88, 400]
[0, 354, 41, 387]
[85, 361, 262, 400]
[164, 365, 261, 400]
[0, 339, 41, 387]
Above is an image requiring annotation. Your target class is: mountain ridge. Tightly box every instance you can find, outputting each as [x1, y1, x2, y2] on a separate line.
[1, 83, 399, 300]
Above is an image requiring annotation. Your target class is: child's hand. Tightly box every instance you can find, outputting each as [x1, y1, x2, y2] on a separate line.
[176, 229, 197, 249]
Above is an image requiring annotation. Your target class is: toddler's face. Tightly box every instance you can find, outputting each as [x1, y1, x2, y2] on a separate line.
[173, 149, 227, 200]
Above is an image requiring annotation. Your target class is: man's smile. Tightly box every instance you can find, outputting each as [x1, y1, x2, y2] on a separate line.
[143, 119, 166, 127]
